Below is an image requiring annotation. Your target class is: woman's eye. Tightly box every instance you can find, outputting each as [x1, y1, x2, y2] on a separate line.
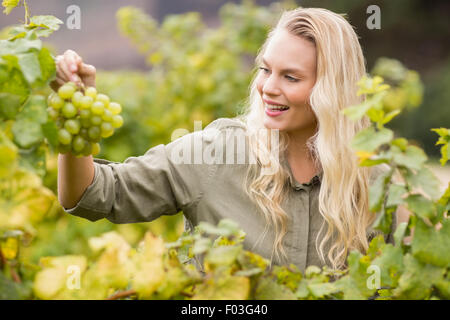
[286, 75, 299, 82]
[259, 67, 299, 82]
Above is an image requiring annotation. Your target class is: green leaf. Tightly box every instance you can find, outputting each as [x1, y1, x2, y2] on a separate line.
[352, 127, 393, 153]
[391, 138, 408, 151]
[335, 251, 376, 300]
[253, 276, 297, 300]
[205, 245, 242, 267]
[12, 118, 44, 148]
[17, 94, 47, 123]
[0, 38, 42, 55]
[434, 275, 450, 299]
[386, 184, 407, 207]
[405, 194, 435, 220]
[405, 166, 442, 201]
[17, 52, 41, 84]
[381, 109, 401, 125]
[411, 218, 450, 268]
[371, 244, 404, 288]
[2, 0, 19, 15]
[366, 107, 384, 123]
[42, 121, 59, 148]
[393, 254, 444, 299]
[391, 145, 427, 171]
[0, 92, 22, 119]
[37, 47, 56, 83]
[192, 274, 250, 300]
[0, 62, 30, 105]
[0, 130, 18, 178]
[30, 15, 64, 31]
[431, 128, 450, 138]
[369, 168, 392, 212]
[18, 144, 46, 177]
[308, 282, 339, 298]
[393, 222, 408, 247]
[372, 207, 394, 235]
[341, 100, 372, 121]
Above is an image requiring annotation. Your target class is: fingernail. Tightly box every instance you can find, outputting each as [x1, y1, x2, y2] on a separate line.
[71, 64, 77, 72]
[71, 75, 78, 82]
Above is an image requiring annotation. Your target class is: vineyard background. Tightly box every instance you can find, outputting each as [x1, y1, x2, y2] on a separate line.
[0, 0, 449, 300]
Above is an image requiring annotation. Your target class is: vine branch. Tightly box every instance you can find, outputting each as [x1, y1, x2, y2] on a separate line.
[106, 289, 137, 300]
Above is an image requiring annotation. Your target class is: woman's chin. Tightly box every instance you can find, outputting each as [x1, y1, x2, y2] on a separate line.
[263, 117, 286, 131]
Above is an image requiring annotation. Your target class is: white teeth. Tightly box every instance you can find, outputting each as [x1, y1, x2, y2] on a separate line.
[265, 103, 289, 111]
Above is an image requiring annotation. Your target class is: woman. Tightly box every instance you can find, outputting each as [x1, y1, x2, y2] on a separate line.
[54, 7, 398, 272]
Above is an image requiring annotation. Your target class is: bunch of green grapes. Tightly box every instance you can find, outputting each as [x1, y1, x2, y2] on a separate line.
[47, 82, 124, 157]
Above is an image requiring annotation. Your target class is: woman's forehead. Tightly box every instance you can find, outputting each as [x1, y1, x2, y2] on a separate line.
[264, 29, 316, 73]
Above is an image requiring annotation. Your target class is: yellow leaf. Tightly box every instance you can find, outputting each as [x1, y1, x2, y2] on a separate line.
[356, 151, 375, 163]
[1, 237, 19, 259]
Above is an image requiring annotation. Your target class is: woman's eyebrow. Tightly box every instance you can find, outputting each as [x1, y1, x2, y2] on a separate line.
[261, 57, 305, 74]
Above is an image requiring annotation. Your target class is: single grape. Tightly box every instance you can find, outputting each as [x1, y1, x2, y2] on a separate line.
[81, 141, 93, 156]
[80, 117, 91, 128]
[58, 128, 72, 145]
[88, 126, 101, 141]
[85, 87, 97, 99]
[92, 142, 101, 156]
[80, 96, 94, 109]
[102, 109, 113, 122]
[79, 109, 91, 119]
[48, 93, 65, 109]
[62, 102, 77, 118]
[91, 101, 105, 115]
[66, 81, 77, 88]
[47, 106, 59, 120]
[108, 102, 122, 115]
[72, 91, 84, 108]
[58, 84, 76, 100]
[90, 115, 102, 126]
[64, 119, 81, 135]
[111, 114, 124, 128]
[72, 136, 86, 153]
[101, 122, 114, 138]
[96, 94, 110, 106]
[79, 128, 89, 139]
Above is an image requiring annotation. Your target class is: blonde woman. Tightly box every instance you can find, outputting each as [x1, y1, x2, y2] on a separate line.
[55, 7, 403, 272]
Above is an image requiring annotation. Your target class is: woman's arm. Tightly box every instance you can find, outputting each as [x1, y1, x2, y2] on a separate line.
[58, 153, 94, 209]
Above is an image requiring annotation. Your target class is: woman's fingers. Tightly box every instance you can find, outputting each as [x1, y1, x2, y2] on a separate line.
[78, 63, 95, 76]
[56, 55, 73, 82]
[78, 63, 96, 87]
[64, 49, 82, 73]
[54, 50, 95, 89]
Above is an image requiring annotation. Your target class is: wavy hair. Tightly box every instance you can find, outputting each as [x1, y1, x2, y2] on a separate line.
[236, 7, 375, 270]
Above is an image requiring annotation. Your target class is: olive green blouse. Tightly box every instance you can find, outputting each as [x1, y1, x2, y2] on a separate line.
[64, 117, 396, 272]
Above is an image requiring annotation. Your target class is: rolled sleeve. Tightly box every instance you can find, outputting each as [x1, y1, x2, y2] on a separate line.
[62, 118, 234, 224]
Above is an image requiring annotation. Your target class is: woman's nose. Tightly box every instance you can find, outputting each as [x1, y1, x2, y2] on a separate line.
[262, 75, 282, 96]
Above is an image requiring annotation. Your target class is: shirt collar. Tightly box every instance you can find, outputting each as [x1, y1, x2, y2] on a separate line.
[281, 156, 322, 190]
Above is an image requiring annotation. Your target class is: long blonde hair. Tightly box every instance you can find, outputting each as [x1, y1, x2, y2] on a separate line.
[236, 7, 374, 270]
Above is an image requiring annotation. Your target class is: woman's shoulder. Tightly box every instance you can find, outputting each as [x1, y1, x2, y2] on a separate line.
[203, 117, 247, 132]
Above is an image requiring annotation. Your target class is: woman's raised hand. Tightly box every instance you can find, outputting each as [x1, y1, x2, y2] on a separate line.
[50, 49, 96, 92]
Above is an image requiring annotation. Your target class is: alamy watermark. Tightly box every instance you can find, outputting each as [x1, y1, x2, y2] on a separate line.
[66, 5, 81, 30]
[169, 121, 280, 175]
[366, 5, 381, 30]
[66, 265, 81, 290]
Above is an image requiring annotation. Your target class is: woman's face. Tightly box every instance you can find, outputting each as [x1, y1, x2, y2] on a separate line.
[256, 28, 317, 135]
